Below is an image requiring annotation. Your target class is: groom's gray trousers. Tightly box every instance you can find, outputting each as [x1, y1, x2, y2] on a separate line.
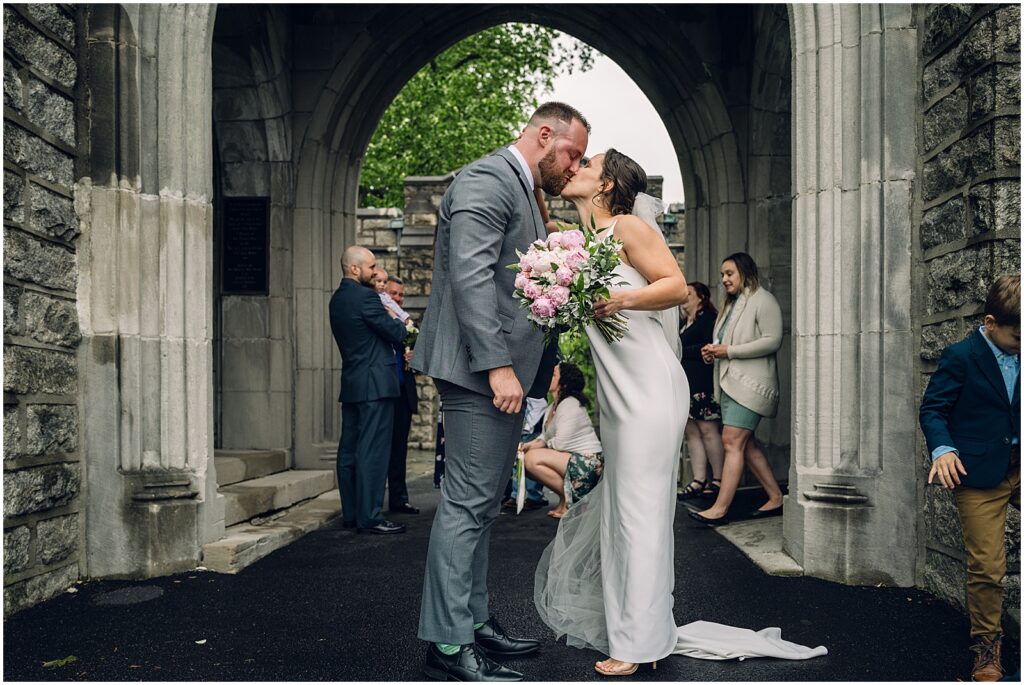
[418, 379, 524, 645]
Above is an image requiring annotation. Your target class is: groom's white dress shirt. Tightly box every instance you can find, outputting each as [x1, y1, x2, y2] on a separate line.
[508, 145, 536, 189]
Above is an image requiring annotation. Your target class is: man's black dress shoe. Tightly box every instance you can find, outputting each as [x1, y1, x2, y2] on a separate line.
[474, 616, 540, 657]
[390, 502, 420, 515]
[747, 506, 782, 519]
[688, 510, 729, 526]
[423, 643, 524, 682]
[356, 520, 406, 535]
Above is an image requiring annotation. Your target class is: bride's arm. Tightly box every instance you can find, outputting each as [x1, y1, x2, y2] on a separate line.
[593, 216, 688, 318]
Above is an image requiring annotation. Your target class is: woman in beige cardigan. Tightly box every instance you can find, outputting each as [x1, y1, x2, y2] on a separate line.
[689, 252, 785, 524]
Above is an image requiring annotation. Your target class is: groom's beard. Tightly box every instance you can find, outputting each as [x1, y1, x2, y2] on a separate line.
[538, 147, 571, 196]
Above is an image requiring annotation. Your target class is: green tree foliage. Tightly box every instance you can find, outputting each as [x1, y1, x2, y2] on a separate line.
[361, 24, 593, 208]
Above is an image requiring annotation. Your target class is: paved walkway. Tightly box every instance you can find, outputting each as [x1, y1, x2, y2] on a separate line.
[3, 470, 1018, 681]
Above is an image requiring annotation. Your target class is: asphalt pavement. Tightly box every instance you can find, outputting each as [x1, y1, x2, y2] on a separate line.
[3, 470, 1018, 682]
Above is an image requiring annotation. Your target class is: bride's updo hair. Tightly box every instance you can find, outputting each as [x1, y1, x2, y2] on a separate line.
[596, 148, 647, 216]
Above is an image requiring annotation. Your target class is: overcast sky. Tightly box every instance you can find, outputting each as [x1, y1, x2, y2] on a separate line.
[545, 43, 685, 205]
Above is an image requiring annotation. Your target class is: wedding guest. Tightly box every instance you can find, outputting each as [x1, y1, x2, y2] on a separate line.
[385, 276, 420, 515]
[690, 252, 784, 525]
[432, 406, 445, 489]
[374, 268, 410, 322]
[329, 246, 409, 535]
[920, 275, 1019, 682]
[677, 281, 724, 501]
[502, 396, 551, 512]
[522, 362, 603, 519]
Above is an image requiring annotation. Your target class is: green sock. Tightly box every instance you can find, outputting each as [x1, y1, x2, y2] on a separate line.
[436, 622, 486, 654]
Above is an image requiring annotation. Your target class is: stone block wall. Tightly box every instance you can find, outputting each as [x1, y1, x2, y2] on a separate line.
[3, 3, 82, 615]
[402, 176, 451, 449]
[916, 3, 1021, 625]
[213, 6, 295, 455]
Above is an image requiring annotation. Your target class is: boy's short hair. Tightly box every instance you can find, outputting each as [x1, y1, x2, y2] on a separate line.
[985, 274, 1020, 326]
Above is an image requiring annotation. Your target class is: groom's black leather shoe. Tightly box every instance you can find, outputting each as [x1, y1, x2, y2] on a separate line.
[474, 616, 541, 657]
[423, 643, 525, 682]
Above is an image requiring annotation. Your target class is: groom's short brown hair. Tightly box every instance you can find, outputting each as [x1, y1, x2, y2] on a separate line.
[529, 102, 591, 134]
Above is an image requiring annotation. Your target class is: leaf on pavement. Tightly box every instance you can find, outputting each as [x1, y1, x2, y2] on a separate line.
[42, 656, 77, 668]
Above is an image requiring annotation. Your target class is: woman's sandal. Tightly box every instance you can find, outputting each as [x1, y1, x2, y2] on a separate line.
[676, 479, 707, 501]
[701, 478, 721, 498]
[595, 659, 657, 676]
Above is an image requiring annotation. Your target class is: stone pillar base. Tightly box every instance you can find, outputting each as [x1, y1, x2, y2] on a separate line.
[87, 472, 206, 579]
[784, 489, 913, 587]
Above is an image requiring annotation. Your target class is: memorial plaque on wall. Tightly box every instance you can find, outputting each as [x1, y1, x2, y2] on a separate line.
[222, 197, 270, 295]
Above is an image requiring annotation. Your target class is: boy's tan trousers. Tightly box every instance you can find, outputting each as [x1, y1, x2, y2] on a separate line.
[954, 447, 1020, 638]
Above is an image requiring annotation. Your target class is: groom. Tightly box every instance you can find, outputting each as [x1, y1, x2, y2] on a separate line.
[412, 102, 589, 682]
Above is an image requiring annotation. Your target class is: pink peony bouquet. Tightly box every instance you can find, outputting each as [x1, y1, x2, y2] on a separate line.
[508, 220, 628, 343]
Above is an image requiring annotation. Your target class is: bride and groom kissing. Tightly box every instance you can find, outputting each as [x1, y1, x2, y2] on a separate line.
[410, 102, 825, 681]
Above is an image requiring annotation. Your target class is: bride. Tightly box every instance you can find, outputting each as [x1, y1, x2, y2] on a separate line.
[534, 149, 826, 676]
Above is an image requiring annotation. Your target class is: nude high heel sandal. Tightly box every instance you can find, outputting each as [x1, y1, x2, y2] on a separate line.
[594, 660, 657, 676]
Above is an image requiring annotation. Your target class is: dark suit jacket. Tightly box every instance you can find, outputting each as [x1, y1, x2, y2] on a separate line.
[396, 350, 420, 415]
[920, 329, 1020, 489]
[329, 279, 409, 404]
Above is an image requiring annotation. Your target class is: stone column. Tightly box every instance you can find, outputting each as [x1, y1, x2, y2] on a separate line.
[77, 4, 221, 578]
[784, 4, 919, 586]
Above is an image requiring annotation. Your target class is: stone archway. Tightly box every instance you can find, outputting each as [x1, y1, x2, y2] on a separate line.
[287, 4, 920, 587]
[289, 6, 778, 474]
[71, 3, 922, 590]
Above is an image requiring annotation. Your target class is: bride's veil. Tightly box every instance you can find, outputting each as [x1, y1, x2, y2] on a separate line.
[631, 193, 682, 360]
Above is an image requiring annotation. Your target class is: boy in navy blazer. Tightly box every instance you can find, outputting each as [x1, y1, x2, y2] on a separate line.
[329, 246, 410, 535]
[920, 274, 1020, 682]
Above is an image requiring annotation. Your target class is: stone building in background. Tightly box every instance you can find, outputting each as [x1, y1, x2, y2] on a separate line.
[2, 3, 1019, 634]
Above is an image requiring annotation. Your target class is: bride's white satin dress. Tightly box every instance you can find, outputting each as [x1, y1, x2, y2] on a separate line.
[534, 227, 827, 663]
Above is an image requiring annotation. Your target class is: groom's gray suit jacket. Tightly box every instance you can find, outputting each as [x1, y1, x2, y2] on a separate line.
[411, 147, 557, 398]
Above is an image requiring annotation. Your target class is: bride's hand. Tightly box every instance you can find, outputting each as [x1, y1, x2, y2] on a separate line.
[593, 292, 628, 319]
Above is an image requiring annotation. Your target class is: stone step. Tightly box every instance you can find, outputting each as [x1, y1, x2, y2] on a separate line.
[219, 469, 336, 527]
[214, 449, 289, 486]
[202, 490, 341, 574]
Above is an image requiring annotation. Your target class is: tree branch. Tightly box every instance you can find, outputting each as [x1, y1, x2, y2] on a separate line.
[450, 53, 482, 72]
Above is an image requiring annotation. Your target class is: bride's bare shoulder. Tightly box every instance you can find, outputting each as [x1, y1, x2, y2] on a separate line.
[611, 214, 648, 234]
[613, 214, 659, 242]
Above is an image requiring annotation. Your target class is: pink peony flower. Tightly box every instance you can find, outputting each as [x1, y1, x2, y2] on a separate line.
[548, 285, 570, 306]
[555, 266, 574, 286]
[565, 247, 588, 268]
[547, 232, 563, 248]
[532, 257, 553, 274]
[519, 250, 542, 272]
[514, 272, 530, 290]
[530, 297, 556, 318]
[561, 230, 585, 250]
[523, 281, 543, 300]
